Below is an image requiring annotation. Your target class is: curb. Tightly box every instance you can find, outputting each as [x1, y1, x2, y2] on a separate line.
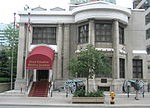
[0, 103, 150, 107]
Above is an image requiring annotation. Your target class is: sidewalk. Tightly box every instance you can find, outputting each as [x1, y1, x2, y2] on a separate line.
[0, 90, 149, 106]
[105, 92, 150, 105]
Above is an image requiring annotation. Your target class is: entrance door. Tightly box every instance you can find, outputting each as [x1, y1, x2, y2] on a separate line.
[37, 70, 49, 81]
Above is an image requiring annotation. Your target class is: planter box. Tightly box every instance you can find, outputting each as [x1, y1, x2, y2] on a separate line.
[72, 97, 105, 104]
[0, 83, 11, 93]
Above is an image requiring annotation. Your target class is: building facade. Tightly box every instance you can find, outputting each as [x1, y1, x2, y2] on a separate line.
[133, 0, 150, 86]
[15, 0, 150, 93]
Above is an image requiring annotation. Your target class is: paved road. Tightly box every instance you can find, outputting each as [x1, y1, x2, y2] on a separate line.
[0, 105, 150, 108]
[0, 91, 150, 108]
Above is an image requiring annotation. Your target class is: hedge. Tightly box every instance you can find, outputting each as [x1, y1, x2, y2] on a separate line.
[0, 78, 11, 83]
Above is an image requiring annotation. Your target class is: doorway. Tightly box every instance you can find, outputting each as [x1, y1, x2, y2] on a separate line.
[37, 70, 49, 82]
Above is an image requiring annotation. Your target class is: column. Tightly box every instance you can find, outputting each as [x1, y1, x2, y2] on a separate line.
[63, 24, 70, 79]
[49, 70, 53, 82]
[15, 24, 26, 89]
[57, 24, 63, 79]
[33, 69, 36, 82]
[112, 20, 120, 79]
[89, 19, 95, 46]
[24, 26, 32, 80]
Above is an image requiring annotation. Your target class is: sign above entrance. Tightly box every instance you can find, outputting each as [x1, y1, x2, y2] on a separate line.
[26, 46, 55, 69]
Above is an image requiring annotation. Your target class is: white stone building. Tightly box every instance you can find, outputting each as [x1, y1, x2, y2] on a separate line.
[15, 0, 150, 95]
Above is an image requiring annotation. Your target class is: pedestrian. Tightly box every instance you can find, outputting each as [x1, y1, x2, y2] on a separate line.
[134, 80, 140, 100]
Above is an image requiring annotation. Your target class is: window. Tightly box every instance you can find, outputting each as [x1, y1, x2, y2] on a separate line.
[78, 24, 89, 44]
[32, 27, 56, 45]
[145, 12, 150, 25]
[147, 46, 150, 54]
[119, 58, 125, 78]
[96, 57, 112, 78]
[119, 26, 124, 44]
[133, 59, 143, 78]
[95, 23, 112, 42]
[146, 28, 150, 39]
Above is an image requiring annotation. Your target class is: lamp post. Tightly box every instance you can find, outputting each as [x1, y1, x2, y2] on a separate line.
[10, 13, 16, 90]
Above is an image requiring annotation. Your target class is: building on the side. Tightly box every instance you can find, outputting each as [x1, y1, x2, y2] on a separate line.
[15, 0, 150, 95]
[0, 23, 7, 47]
[133, 0, 150, 83]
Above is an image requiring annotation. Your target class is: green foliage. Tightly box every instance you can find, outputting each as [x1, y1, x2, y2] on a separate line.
[86, 91, 104, 97]
[69, 44, 112, 92]
[69, 44, 111, 77]
[4, 24, 19, 47]
[73, 89, 86, 97]
[0, 49, 10, 77]
[148, 65, 150, 69]
[0, 78, 10, 83]
[73, 90, 104, 97]
[1, 23, 19, 78]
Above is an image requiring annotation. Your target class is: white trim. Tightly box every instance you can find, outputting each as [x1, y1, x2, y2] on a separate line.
[96, 48, 114, 52]
[132, 50, 147, 54]
[75, 48, 114, 53]
[119, 49, 127, 54]
[49, 70, 53, 82]
[33, 69, 36, 82]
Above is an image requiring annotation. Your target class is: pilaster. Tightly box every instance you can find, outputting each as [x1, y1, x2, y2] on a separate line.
[63, 24, 70, 79]
[15, 24, 26, 89]
[89, 19, 95, 46]
[112, 20, 120, 79]
[57, 24, 63, 79]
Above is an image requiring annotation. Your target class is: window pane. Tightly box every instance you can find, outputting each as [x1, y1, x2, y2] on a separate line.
[146, 28, 150, 39]
[145, 12, 150, 25]
[32, 27, 56, 45]
[78, 24, 89, 44]
[119, 26, 124, 44]
[95, 23, 112, 42]
[119, 58, 125, 78]
[132, 59, 143, 78]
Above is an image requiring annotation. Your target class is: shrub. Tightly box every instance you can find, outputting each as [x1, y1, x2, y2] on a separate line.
[73, 89, 85, 97]
[0, 78, 11, 83]
[73, 90, 104, 97]
[86, 91, 104, 97]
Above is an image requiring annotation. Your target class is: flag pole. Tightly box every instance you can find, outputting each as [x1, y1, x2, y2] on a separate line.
[11, 12, 16, 90]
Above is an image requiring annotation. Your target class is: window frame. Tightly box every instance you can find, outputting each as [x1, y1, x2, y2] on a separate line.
[146, 28, 150, 40]
[78, 24, 89, 44]
[119, 25, 125, 45]
[119, 58, 125, 78]
[95, 22, 112, 43]
[132, 59, 143, 78]
[32, 27, 56, 45]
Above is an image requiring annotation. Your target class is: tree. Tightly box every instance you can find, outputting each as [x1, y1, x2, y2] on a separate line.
[3, 23, 19, 78]
[0, 49, 10, 77]
[69, 44, 111, 93]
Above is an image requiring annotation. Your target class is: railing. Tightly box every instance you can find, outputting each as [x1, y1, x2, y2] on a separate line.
[27, 74, 33, 94]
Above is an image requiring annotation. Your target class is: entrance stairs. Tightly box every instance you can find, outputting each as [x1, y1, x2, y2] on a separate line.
[28, 81, 50, 97]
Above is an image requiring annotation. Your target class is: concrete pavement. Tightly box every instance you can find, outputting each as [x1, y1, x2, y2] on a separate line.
[0, 90, 150, 107]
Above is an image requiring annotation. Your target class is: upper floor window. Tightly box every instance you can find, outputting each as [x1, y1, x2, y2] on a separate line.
[147, 46, 150, 54]
[145, 12, 150, 25]
[146, 28, 150, 40]
[119, 26, 124, 44]
[95, 23, 112, 42]
[32, 27, 56, 45]
[78, 24, 89, 44]
[119, 58, 125, 78]
[133, 59, 143, 78]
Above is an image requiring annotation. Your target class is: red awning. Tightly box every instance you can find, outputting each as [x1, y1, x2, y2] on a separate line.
[26, 46, 55, 69]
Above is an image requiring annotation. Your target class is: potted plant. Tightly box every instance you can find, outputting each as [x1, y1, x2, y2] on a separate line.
[72, 90, 105, 104]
